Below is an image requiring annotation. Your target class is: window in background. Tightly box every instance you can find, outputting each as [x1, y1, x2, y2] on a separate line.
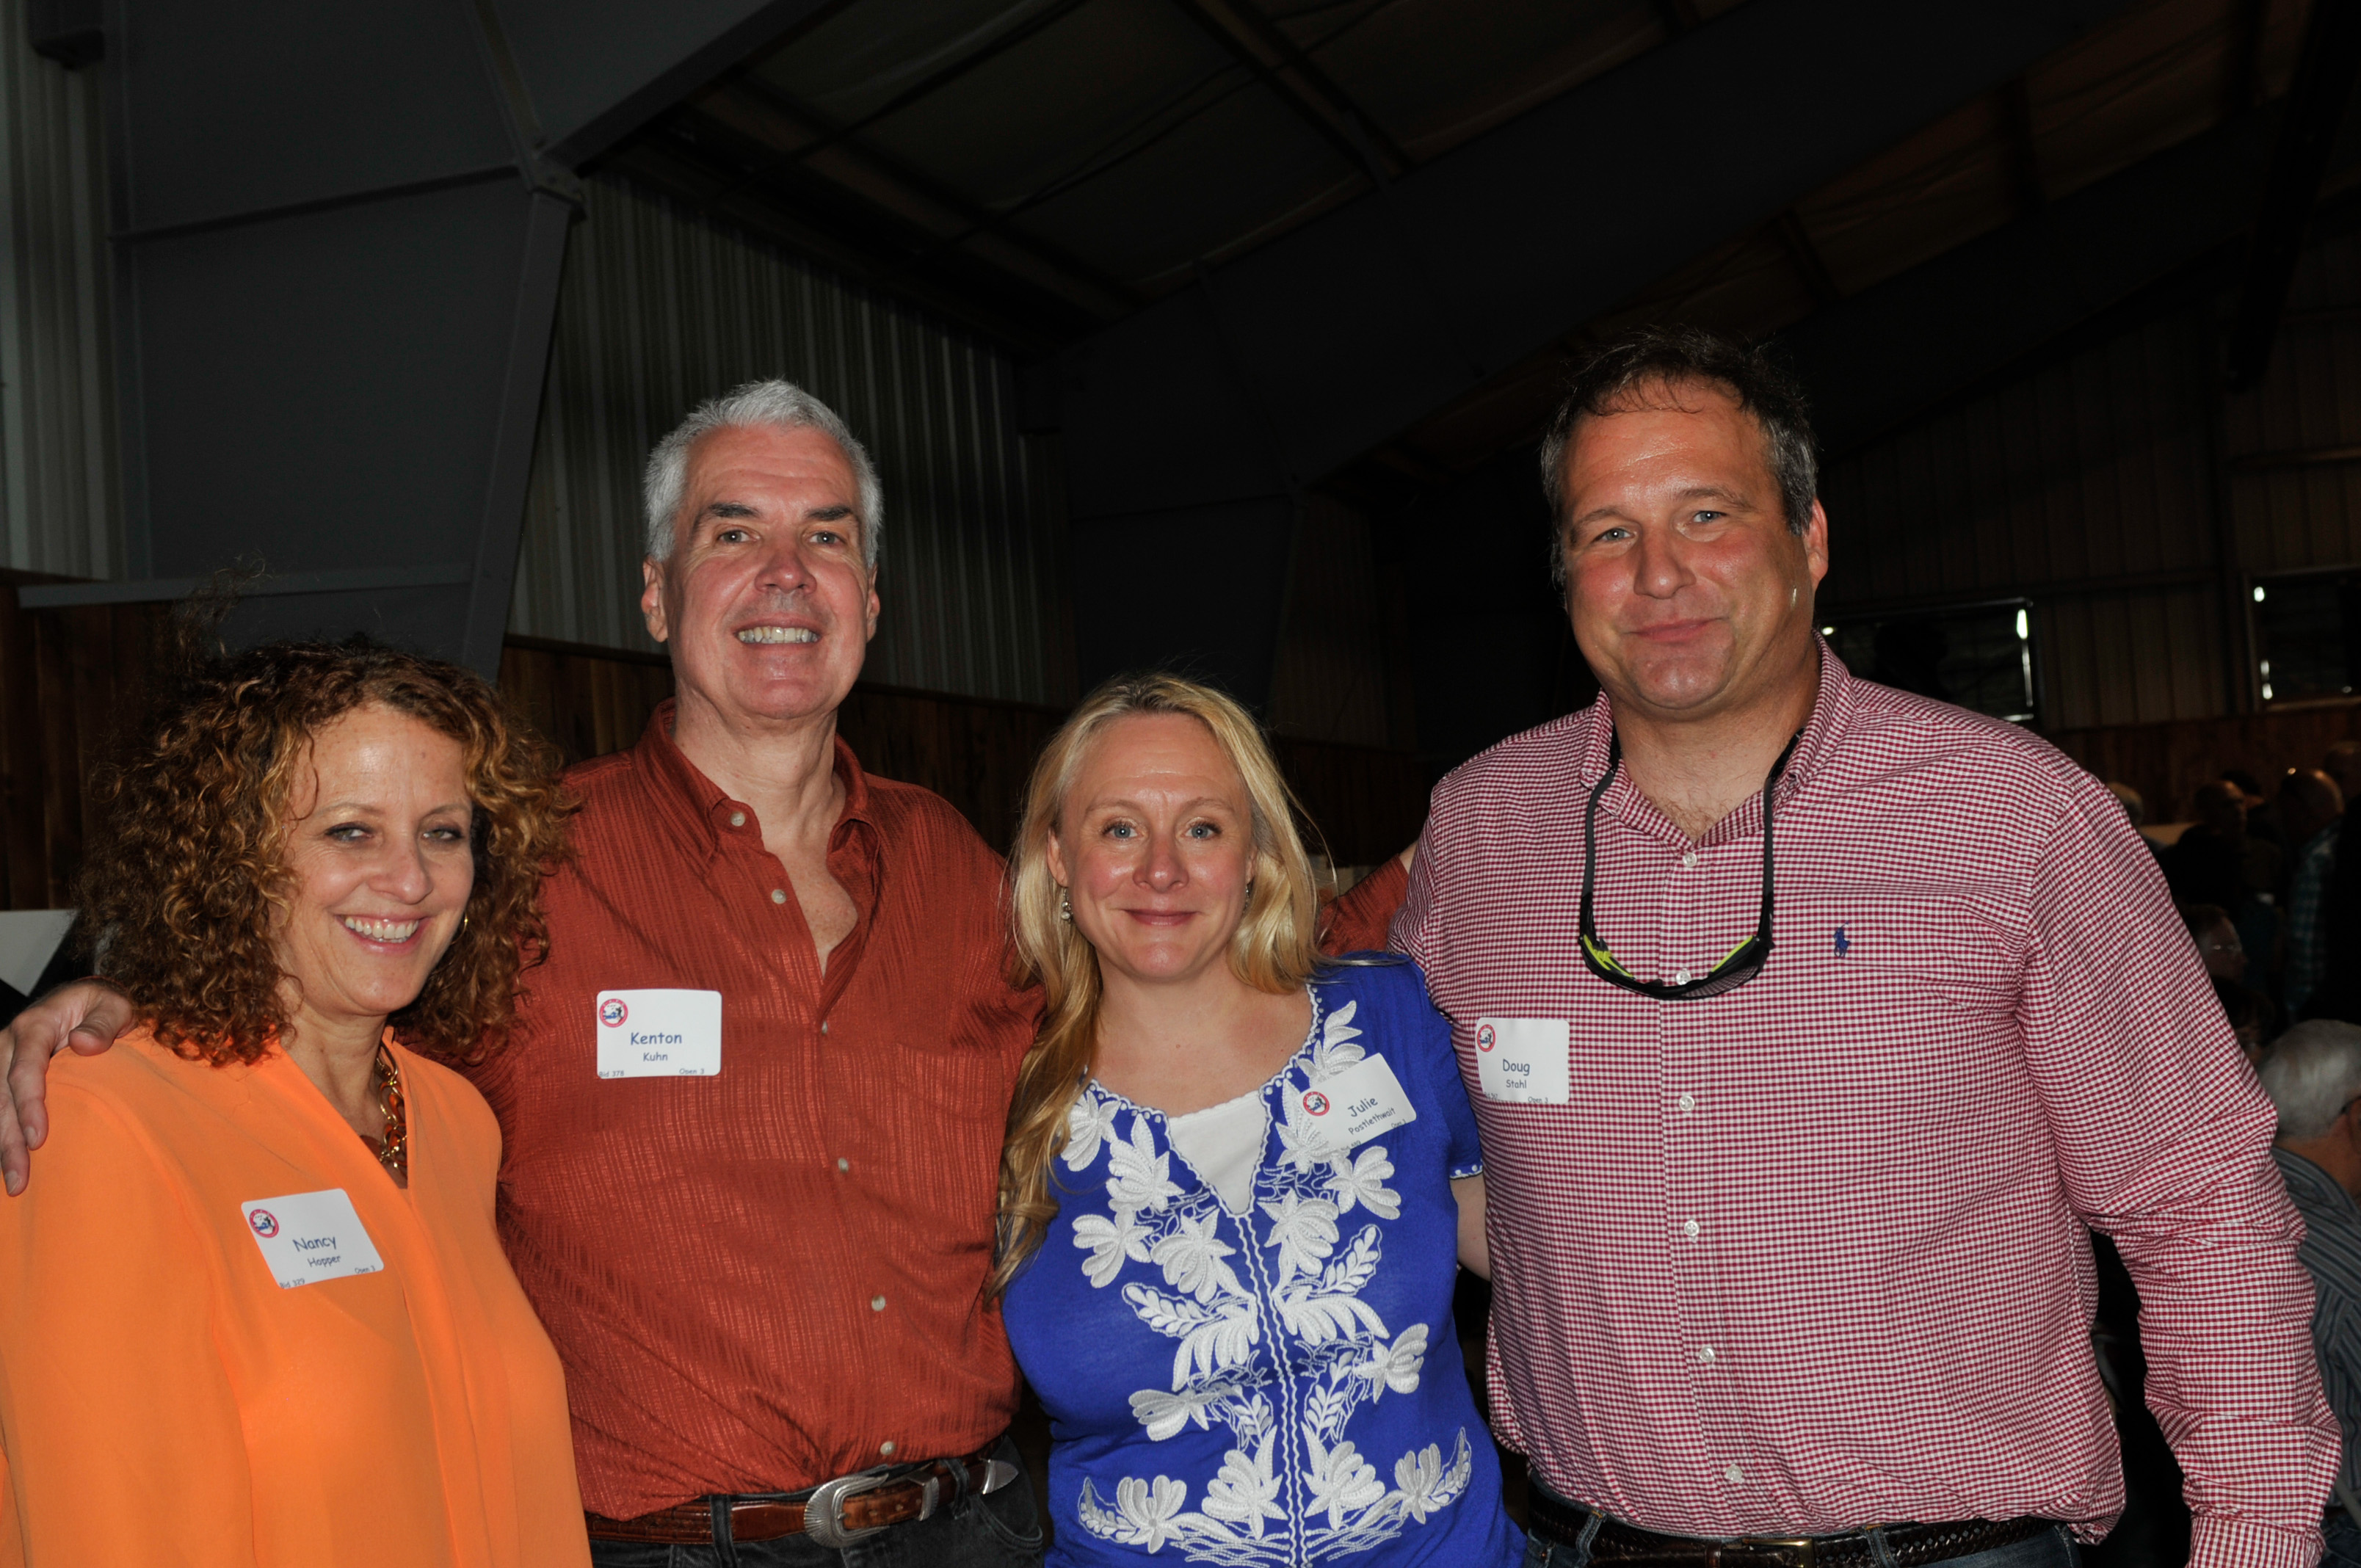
[2251, 571, 2361, 705]
[1819, 601, 2037, 723]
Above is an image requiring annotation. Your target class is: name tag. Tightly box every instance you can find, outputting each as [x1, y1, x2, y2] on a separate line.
[1474, 1018, 1569, 1103]
[1296, 1054, 1418, 1156]
[597, 989, 722, 1078]
[241, 1189, 384, 1289]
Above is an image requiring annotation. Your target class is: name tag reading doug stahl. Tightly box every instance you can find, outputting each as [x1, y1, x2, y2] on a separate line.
[1295, 1054, 1418, 1158]
[241, 1188, 384, 1289]
[597, 989, 722, 1078]
[1473, 1018, 1570, 1104]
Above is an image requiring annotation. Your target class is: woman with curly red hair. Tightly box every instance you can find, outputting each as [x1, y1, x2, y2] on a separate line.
[0, 638, 583, 1567]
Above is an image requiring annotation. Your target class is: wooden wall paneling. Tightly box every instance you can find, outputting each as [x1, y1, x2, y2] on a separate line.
[2045, 702, 2361, 826]
[0, 579, 51, 909]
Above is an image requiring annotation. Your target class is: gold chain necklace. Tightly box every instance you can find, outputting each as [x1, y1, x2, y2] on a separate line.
[367, 1043, 408, 1183]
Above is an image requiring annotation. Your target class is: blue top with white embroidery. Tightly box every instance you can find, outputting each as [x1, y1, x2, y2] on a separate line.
[1001, 957, 1523, 1567]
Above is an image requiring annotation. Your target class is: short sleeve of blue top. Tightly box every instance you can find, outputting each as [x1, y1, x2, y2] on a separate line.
[1003, 957, 1523, 1567]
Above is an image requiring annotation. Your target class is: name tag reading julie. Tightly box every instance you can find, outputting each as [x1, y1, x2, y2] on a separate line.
[1474, 1017, 1570, 1103]
[1296, 1054, 1418, 1157]
[242, 1188, 384, 1289]
[597, 989, 722, 1078]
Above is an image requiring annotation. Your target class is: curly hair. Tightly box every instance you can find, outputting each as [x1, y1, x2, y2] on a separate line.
[74, 636, 573, 1066]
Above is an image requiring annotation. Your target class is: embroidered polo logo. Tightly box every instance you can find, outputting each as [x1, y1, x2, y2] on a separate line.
[1834, 926, 1851, 958]
[599, 998, 628, 1027]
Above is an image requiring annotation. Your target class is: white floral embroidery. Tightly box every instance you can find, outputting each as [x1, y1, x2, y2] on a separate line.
[1065, 1092, 1122, 1172]
[1065, 986, 1477, 1564]
[1325, 1144, 1401, 1219]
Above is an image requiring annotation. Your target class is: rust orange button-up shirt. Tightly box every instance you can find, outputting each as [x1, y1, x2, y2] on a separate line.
[471, 704, 1038, 1517]
[0, 1031, 587, 1567]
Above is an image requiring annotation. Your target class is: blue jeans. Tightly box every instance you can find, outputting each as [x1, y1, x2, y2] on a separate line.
[2324, 1508, 2361, 1568]
[586, 1437, 1043, 1567]
[1520, 1488, 2080, 1568]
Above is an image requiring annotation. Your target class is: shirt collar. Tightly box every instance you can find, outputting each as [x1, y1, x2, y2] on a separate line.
[634, 697, 876, 859]
[2277, 1146, 2360, 1218]
[1576, 637, 1858, 830]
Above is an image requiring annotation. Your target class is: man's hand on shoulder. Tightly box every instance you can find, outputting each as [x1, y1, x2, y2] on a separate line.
[1, 981, 136, 1196]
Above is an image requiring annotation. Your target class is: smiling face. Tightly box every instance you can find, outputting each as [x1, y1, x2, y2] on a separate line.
[1046, 713, 1259, 991]
[1555, 380, 1827, 728]
[640, 421, 881, 733]
[272, 703, 475, 1037]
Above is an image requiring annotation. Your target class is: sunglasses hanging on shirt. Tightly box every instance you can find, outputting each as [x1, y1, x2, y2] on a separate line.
[1579, 727, 1802, 1001]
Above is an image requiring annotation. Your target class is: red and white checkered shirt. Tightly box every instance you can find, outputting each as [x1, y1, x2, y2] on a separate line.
[1393, 648, 2336, 1568]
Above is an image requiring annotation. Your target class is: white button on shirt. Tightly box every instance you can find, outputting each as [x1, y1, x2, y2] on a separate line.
[1683, 1219, 1701, 1239]
[1682, 851, 1699, 869]
[1673, 969, 1692, 985]
[1678, 1093, 1697, 1113]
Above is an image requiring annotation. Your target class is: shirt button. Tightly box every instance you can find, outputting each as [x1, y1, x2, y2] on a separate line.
[838, 1157, 851, 1173]
[820, 1020, 830, 1036]
[1697, 1346, 1717, 1364]
[1677, 1093, 1696, 1114]
[729, 810, 746, 828]
[880, 1440, 896, 1456]
[1682, 851, 1699, 869]
[1683, 1219, 1701, 1239]
[871, 1294, 887, 1312]
[1674, 969, 1693, 985]
[1724, 1464, 1744, 1484]
[770, 888, 788, 904]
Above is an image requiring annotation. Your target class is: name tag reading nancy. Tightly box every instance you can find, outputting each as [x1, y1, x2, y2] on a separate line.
[1296, 1055, 1418, 1157]
[241, 1189, 384, 1289]
[1474, 1018, 1570, 1104]
[596, 989, 722, 1078]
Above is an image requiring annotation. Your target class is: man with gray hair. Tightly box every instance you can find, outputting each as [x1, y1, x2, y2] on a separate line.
[1, 381, 1048, 1563]
[2263, 1020, 2361, 1567]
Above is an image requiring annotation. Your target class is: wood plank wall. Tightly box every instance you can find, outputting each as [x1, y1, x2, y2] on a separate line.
[2045, 702, 2361, 825]
[501, 636, 1428, 863]
[0, 573, 167, 911]
[0, 611, 1432, 915]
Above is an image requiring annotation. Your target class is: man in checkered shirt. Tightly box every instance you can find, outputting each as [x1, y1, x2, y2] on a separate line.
[1390, 327, 2338, 1568]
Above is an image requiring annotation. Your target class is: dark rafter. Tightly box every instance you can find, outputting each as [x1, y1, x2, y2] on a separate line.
[777, 0, 1100, 170]
[2227, 0, 2361, 388]
[1164, 0, 1411, 179]
[1773, 210, 1842, 306]
[2224, 0, 2270, 120]
[1998, 77, 2045, 217]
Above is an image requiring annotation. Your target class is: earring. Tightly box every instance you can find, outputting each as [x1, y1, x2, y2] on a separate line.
[1058, 889, 1072, 923]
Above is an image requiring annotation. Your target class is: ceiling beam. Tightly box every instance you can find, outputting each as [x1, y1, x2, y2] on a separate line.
[687, 79, 1139, 322]
[1164, 0, 1411, 178]
[1780, 107, 2282, 455]
[1772, 210, 1842, 307]
[1053, 0, 2139, 703]
[2226, 0, 2361, 388]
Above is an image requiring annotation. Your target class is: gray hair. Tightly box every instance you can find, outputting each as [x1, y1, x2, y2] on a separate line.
[2259, 1020, 2361, 1140]
[642, 380, 884, 568]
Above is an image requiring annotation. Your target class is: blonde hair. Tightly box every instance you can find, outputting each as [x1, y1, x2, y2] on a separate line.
[991, 673, 1325, 1293]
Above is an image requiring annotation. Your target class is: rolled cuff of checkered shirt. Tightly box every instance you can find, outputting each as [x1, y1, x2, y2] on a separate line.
[2191, 1511, 2324, 1568]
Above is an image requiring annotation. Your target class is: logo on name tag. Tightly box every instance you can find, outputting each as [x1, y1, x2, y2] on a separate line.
[1302, 1091, 1330, 1117]
[1476, 1024, 1496, 1052]
[599, 998, 628, 1026]
[248, 1209, 279, 1238]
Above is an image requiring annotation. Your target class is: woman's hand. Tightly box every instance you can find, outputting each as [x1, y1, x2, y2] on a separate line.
[0, 981, 135, 1195]
[1452, 1172, 1489, 1280]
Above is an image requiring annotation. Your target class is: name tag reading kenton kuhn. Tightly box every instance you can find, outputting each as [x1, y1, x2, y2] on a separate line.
[241, 1189, 385, 1289]
[596, 989, 723, 1078]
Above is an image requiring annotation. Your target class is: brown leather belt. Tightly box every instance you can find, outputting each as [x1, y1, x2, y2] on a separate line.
[584, 1451, 1001, 1550]
[1527, 1495, 2054, 1568]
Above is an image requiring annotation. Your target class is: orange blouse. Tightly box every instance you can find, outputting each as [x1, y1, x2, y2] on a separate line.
[0, 1030, 588, 1567]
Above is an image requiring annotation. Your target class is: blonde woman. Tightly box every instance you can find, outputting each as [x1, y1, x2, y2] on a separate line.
[994, 674, 1520, 1567]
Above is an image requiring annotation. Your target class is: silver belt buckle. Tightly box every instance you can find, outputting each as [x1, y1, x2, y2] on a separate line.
[803, 1464, 896, 1550]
